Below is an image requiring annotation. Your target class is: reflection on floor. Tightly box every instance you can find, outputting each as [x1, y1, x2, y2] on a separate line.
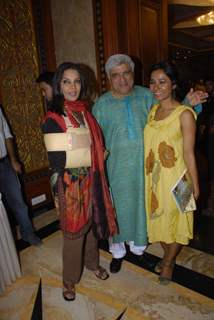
[1, 209, 214, 319]
[0, 230, 214, 320]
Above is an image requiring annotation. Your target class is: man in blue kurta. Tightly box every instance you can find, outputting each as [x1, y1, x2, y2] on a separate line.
[93, 54, 206, 273]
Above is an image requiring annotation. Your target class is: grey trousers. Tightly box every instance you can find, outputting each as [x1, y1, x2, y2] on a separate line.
[0, 157, 34, 239]
[63, 227, 99, 287]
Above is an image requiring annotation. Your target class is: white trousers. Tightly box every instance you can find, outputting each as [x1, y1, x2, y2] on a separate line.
[109, 239, 147, 259]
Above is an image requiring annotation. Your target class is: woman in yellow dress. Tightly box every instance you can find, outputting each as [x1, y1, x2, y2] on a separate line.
[144, 61, 199, 285]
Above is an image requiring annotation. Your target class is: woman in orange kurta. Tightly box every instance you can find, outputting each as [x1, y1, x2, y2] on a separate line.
[42, 62, 118, 300]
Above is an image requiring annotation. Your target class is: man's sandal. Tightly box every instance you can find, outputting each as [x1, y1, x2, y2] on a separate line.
[62, 284, 76, 301]
[93, 266, 109, 280]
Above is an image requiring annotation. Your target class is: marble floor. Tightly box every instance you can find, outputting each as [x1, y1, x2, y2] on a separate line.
[0, 209, 214, 319]
[146, 242, 214, 279]
[15, 209, 214, 292]
[0, 230, 214, 320]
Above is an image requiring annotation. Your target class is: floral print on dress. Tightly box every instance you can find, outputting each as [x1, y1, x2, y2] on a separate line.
[151, 191, 159, 217]
[158, 141, 177, 168]
[146, 141, 177, 219]
[146, 149, 155, 175]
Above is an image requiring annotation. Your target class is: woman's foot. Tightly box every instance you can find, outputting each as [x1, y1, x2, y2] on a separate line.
[62, 284, 76, 301]
[93, 266, 109, 280]
[158, 260, 175, 285]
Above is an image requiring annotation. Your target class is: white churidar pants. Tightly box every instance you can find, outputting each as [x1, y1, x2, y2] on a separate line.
[109, 238, 147, 259]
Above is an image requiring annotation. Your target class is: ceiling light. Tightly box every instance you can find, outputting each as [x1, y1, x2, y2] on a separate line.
[197, 10, 214, 25]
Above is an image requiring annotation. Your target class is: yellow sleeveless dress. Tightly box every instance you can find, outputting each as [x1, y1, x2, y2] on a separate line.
[144, 105, 196, 245]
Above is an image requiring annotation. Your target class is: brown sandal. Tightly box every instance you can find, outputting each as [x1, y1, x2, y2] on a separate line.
[63, 284, 76, 301]
[93, 266, 109, 280]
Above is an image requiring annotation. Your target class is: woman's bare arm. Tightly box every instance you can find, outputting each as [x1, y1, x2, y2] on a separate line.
[180, 110, 199, 200]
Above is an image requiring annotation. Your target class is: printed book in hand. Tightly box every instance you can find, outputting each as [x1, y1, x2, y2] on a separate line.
[171, 170, 196, 213]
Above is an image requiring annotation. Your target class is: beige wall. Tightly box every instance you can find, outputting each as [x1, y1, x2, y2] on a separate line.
[51, 0, 97, 74]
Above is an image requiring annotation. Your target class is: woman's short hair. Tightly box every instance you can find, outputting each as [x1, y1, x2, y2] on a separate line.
[150, 61, 178, 85]
[105, 54, 135, 79]
[51, 62, 87, 114]
[149, 61, 185, 101]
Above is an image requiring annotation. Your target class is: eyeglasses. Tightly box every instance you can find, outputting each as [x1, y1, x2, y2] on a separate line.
[110, 70, 133, 80]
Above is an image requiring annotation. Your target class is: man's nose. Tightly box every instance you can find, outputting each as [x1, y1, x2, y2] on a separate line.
[119, 73, 126, 80]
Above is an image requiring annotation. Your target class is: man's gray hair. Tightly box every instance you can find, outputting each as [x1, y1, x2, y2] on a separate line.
[105, 54, 135, 78]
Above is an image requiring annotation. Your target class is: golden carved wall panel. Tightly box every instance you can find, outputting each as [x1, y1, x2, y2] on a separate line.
[0, 0, 48, 172]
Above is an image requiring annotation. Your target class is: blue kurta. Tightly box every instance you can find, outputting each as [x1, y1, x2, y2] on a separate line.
[93, 86, 155, 245]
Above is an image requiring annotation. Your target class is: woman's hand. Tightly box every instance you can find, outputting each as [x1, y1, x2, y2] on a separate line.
[54, 195, 60, 215]
[193, 184, 200, 201]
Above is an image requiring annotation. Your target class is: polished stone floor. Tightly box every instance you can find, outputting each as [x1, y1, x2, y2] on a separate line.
[17, 208, 214, 297]
[0, 230, 214, 320]
[0, 207, 214, 319]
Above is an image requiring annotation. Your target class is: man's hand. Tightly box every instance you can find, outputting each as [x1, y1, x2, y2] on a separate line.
[104, 150, 109, 160]
[5, 138, 22, 174]
[10, 158, 22, 173]
[186, 88, 208, 106]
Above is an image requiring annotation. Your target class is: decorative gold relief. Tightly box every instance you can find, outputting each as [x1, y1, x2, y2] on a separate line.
[0, 0, 48, 172]
[93, 0, 107, 93]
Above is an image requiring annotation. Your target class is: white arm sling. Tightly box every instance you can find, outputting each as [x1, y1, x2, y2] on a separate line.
[43, 115, 91, 168]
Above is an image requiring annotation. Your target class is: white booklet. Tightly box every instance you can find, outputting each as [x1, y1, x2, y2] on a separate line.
[171, 170, 196, 213]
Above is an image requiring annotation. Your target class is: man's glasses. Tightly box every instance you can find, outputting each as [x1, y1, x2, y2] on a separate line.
[110, 70, 132, 80]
